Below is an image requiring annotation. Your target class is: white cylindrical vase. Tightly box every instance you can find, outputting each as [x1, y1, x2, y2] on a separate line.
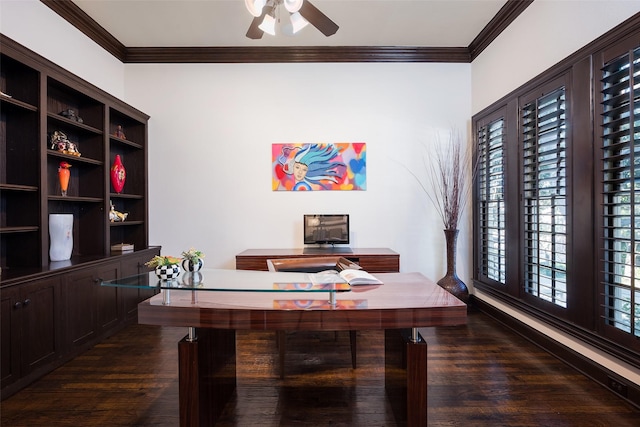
[49, 214, 73, 261]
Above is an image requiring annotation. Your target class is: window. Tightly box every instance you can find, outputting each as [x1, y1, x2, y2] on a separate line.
[477, 118, 506, 284]
[522, 88, 567, 308]
[601, 46, 640, 337]
[472, 14, 640, 363]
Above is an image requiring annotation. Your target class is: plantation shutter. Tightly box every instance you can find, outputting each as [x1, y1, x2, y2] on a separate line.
[522, 87, 568, 307]
[601, 46, 640, 336]
[477, 118, 506, 283]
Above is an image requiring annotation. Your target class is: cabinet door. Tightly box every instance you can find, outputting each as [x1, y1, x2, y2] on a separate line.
[63, 268, 98, 349]
[95, 262, 120, 334]
[20, 277, 61, 375]
[63, 261, 121, 350]
[1, 277, 61, 389]
[0, 287, 21, 389]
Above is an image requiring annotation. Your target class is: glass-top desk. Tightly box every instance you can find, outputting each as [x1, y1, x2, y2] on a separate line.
[102, 269, 467, 427]
[102, 268, 353, 291]
[102, 268, 353, 306]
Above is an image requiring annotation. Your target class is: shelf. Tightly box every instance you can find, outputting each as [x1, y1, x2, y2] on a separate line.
[0, 226, 39, 234]
[110, 136, 143, 150]
[109, 193, 143, 199]
[47, 150, 103, 166]
[47, 112, 103, 135]
[0, 183, 38, 192]
[48, 195, 103, 203]
[0, 94, 37, 112]
[109, 221, 144, 227]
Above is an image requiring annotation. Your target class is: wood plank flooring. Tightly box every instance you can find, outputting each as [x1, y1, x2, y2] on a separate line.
[1, 310, 638, 426]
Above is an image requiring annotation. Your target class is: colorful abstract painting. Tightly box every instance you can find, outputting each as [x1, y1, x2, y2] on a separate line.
[272, 142, 366, 191]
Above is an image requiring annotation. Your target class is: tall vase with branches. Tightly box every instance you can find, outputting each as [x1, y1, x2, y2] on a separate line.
[406, 129, 477, 303]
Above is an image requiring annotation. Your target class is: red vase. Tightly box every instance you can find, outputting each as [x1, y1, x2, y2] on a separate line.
[110, 155, 126, 193]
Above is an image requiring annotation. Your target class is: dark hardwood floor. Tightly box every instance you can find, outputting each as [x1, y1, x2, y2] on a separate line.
[1, 310, 638, 426]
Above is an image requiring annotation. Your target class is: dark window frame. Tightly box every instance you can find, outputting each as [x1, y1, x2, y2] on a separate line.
[472, 13, 640, 368]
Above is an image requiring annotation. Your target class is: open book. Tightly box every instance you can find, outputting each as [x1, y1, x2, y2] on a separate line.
[310, 268, 383, 286]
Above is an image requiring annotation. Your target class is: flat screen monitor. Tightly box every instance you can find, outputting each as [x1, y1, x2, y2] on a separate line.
[303, 214, 350, 246]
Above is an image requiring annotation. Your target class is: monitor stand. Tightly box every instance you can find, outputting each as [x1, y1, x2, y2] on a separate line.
[303, 246, 353, 255]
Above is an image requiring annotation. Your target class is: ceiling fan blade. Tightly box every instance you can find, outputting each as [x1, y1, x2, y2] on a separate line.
[247, 4, 276, 40]
[299, 1, 339, 37]
[246, 14, 265, 39]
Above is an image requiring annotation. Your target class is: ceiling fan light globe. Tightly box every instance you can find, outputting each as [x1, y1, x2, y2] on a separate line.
[258, 14, 277, 36]
[245, 0, 266, 17]
[290, 12, 309, 34]
[284, 0, 304, 13]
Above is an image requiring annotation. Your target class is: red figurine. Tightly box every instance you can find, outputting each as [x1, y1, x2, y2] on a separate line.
[115, 125, 126, 140]
[110, 155, 126, 193]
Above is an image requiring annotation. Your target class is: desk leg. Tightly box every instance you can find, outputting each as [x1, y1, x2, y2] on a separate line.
[178, 328, 236, 427]
[385, 329, 427, 427]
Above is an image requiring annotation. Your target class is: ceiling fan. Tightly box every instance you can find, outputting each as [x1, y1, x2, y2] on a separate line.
[245, 0, 339, 40]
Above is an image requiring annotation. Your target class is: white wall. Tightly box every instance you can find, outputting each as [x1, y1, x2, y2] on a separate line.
[124, 62, 473, 283]
[472, 0, 640, 114]
[472, 0, 640, 386]
[0, 0, 125, 99]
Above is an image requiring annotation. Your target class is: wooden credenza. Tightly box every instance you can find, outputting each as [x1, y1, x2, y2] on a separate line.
[235, 248, 399, 273]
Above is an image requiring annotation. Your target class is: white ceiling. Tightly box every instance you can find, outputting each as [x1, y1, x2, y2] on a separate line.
[71, 0, 509, 48]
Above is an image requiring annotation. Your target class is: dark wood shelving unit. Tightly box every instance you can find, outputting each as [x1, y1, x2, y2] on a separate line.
[0, 34, 159, 400]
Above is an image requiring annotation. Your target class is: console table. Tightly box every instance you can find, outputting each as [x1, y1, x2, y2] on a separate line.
[103, 269, 466, 426]
[235, 248, 399, 272]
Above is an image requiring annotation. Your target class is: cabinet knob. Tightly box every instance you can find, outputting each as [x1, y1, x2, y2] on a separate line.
[23, 298, 31, 307]
[13, 301, 22, 309]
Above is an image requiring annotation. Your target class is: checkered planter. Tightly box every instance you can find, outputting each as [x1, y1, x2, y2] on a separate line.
[181, 258, 203, 272]
[155, 264, 181, 280]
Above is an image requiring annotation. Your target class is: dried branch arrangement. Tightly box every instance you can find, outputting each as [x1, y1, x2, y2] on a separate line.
[405, 129, 478, 230]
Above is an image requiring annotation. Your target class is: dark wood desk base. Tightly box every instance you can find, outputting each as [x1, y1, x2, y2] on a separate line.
[179, 327, 427, 426]
[385, 329, 428, 426]
[179, 329, 236, 426]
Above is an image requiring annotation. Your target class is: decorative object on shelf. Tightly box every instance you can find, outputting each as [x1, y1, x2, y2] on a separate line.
[111, 243, 134, 253]
[402, 129, 478, 304]
[49, 213, 73, 261]
[145, 255, 182, 280]
[59, 108, 83, 123]
[58, 161, 72, 196]
[109, 200, 128, 222]
[154, 264, 181, 281]
[50, 130, 81, 157]
[181, 248, 205, 272]
[115, 125, 126, 139]
[110, 154, 126, 193]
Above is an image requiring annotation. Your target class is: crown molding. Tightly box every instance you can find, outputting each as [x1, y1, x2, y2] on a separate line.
[41, 0, 531, 64]
[41, 0, 126, 61]
[468, 0, 534, 60]
[124, 46, 470, 63]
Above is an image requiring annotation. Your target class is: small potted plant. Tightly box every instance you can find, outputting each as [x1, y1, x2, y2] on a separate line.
[181, 248, 205, 272]
[145, 255, 182, 280]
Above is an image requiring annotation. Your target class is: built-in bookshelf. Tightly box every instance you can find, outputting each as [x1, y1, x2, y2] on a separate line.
[0, 35, 158, 400]
[0, 35, 151, 279]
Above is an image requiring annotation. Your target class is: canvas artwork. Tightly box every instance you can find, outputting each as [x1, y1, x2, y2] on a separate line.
[272, 142, 367, 191]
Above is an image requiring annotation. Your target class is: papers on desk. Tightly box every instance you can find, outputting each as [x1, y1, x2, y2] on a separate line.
[310, 269, 383, 286]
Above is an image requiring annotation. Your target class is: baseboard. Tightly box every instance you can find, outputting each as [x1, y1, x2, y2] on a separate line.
[471, 295, 640, 410]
